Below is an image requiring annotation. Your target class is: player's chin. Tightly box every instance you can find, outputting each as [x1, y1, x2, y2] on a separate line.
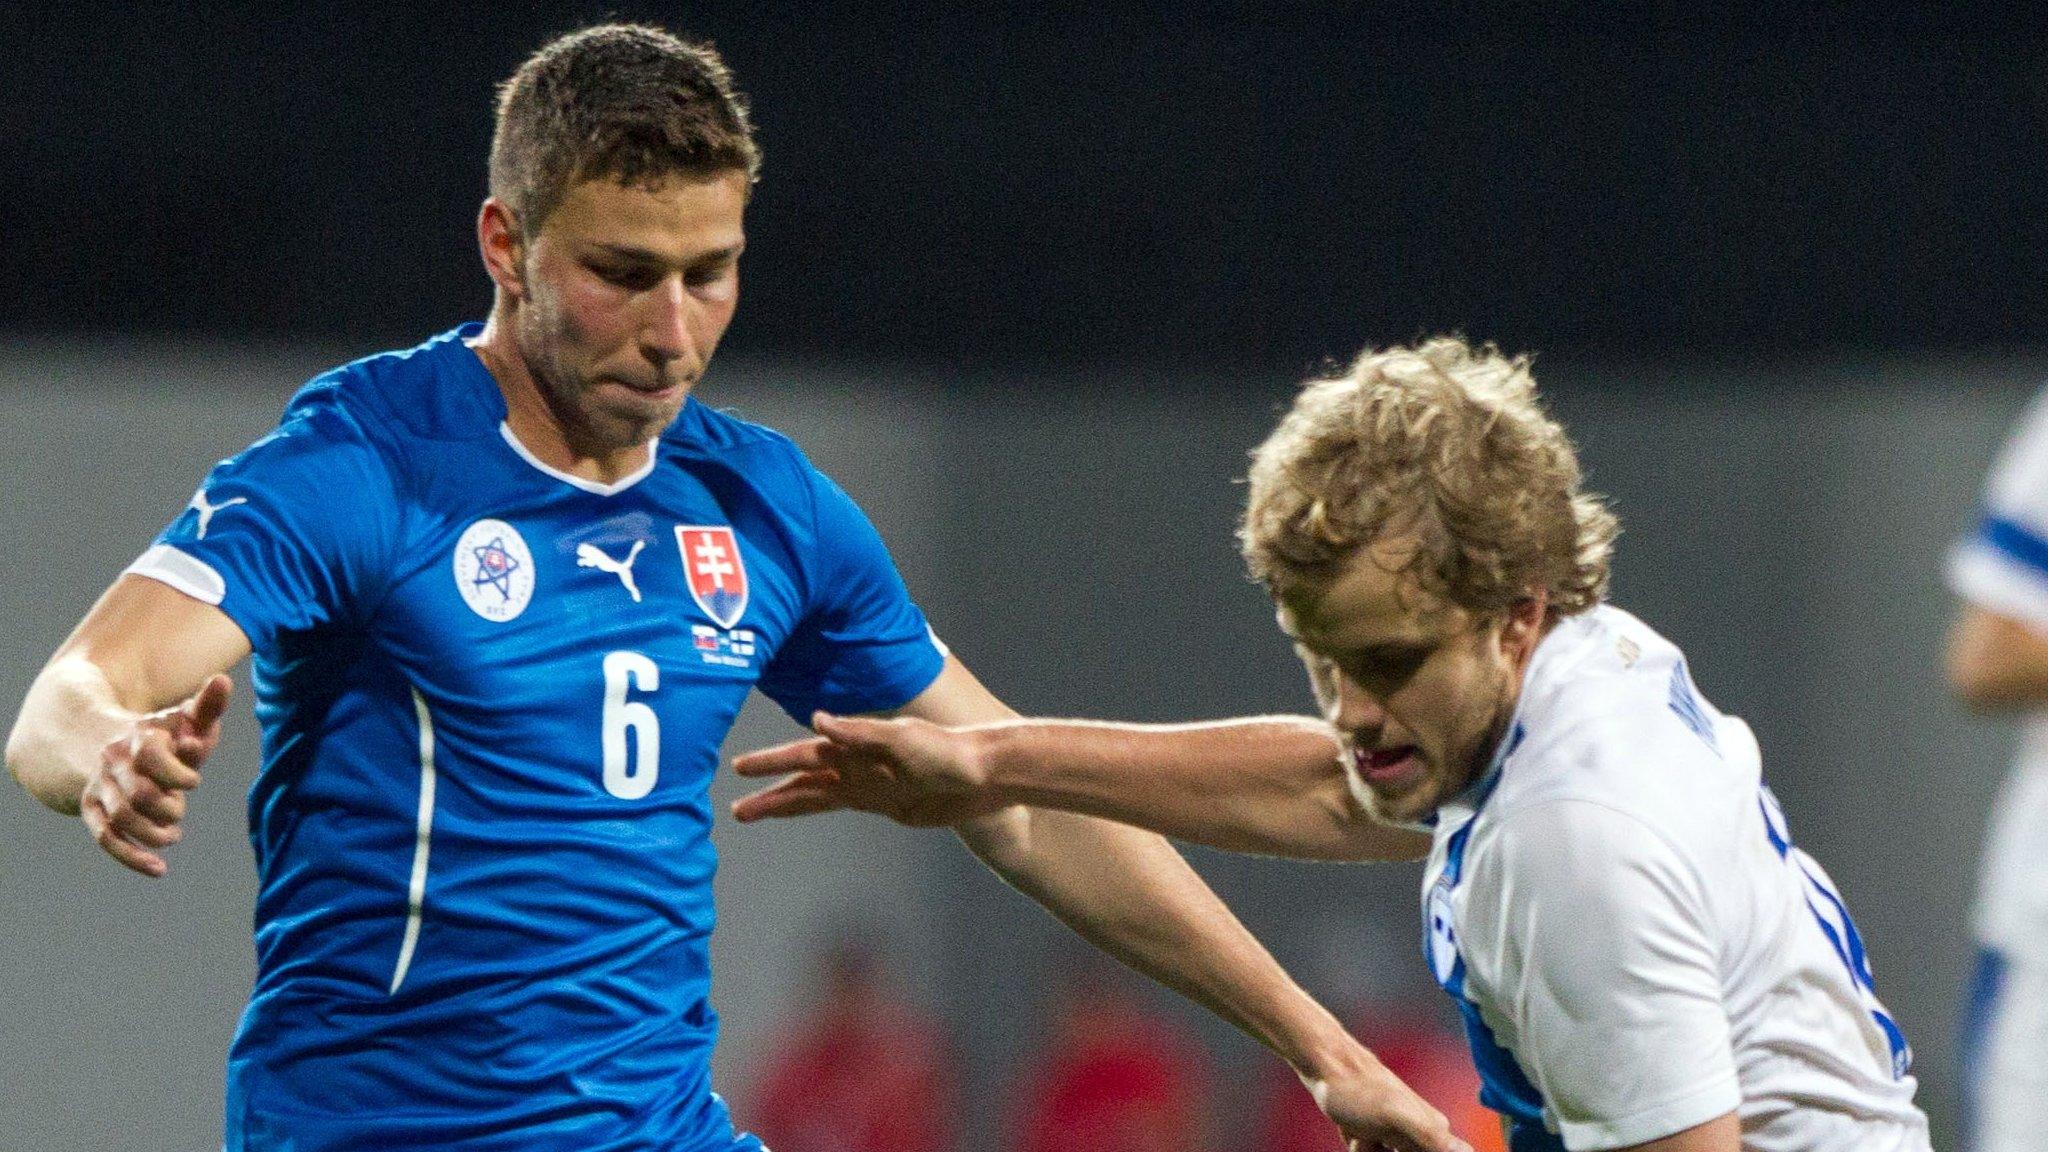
[1360, 774, 1440, 825]
[589, 390, 686, 442]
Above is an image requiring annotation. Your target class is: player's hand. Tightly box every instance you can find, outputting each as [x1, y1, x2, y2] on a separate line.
[1307, 1046, 1474, 1152]
[730, 712, 1003, 828]
[78, 674, 232, 877]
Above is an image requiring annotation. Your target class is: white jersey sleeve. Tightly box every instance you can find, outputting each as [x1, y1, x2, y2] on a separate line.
[1950, 384, 2048, 632]
[1462, 797, 1741, 1150]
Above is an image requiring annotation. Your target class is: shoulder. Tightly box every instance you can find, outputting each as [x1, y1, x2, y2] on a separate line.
[206, 330, 491, 511]
[1492, 606, 1750, 834]
[276, 325, 494, 453]
[1983, 382, 2048, 509]
[1474, 795, 1690, 887]
[1457, 799, 1710, 961]
[666, 397, 809, 462]
[664, 400, 879, 530]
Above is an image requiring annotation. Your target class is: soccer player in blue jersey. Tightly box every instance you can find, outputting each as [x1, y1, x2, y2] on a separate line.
[734, 338, 1938, 1151]
[3, 23, 1464, 1152]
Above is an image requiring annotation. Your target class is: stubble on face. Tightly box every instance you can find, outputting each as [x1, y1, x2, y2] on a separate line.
[513, 282, 674, 452]
[1280, 539, 1528, 825]
[508, 171, 748, 460]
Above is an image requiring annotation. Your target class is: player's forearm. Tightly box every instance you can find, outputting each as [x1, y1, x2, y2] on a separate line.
[5, 655, 140, 814]
[1947, 608, 2048, 712]
[969, 717, 1419, 861]
[954, 806, 1373, 1082]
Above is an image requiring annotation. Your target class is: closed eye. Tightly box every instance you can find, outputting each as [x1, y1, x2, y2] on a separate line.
[1340, 644, 1432, 691]
[591, 262, 663, 291]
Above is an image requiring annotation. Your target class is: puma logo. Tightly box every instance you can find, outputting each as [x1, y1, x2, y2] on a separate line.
[576, 540, 646, 603]
[189, 489, 249, 540]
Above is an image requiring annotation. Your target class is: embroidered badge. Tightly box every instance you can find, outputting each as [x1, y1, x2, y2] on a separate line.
[453, 518, 536, 621]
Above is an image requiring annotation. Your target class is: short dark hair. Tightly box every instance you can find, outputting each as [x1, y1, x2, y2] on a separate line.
[489, 23, 761, 239]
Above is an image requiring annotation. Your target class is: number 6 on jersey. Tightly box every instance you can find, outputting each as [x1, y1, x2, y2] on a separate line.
[602, 651, 661, 799]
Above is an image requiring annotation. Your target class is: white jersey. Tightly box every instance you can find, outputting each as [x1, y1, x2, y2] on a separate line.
[1421, 606, 1931, 1152]
[1948, 384, 2048, 964]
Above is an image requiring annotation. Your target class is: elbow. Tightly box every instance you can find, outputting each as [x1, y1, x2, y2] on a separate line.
[4, 717, 37, 796]
[3, 723, 23, 792]
[5, 721, 74, 815]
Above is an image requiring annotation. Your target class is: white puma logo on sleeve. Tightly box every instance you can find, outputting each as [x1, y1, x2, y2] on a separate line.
[189, 489, 249, 540]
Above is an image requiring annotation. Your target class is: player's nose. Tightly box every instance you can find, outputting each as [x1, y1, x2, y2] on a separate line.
[1328, 671, 1388, 737]
[638, 276, 701, 372]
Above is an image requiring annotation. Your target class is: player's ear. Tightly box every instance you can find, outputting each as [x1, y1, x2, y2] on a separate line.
[1501, 591, 1549, 662]
[477, 198, 528, 298]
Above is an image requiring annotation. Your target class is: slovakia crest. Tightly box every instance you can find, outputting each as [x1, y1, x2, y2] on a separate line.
[675, 525, 749, 629]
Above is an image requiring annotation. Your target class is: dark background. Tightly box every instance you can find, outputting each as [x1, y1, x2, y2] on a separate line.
[10, 6, 2048, 367]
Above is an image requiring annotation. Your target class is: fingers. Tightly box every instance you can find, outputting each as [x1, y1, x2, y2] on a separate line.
[731, 712, 912, 781]
[810, 711, 894, 750]
[130, 726, 202, 793]
[80, 780, 168, 877]
[119, 767, 188, 827]
[731, 773, 848, 823]
[731, 738, 834, 779]
[184, 673, 233, 732]
[1383, 1105, 1468, 1152]
[85, 716, 208, 877]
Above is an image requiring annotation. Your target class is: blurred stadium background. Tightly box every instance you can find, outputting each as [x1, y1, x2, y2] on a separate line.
[3, 6, 2042, 1148]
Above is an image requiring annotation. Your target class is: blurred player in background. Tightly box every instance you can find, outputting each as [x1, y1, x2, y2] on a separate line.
[1945, 386, 2048, 1152]
[2, 24, 1461, 1152]
[747, 931, 955, 1152]
[735, 337, 1938, 1152]
[1012, 956, 1212, 1152]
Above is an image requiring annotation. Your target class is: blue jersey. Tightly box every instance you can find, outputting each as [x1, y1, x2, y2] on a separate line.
[127, 325, 948, 1151]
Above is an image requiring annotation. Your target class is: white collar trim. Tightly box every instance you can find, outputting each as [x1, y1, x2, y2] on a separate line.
[498, 422, 658, 497]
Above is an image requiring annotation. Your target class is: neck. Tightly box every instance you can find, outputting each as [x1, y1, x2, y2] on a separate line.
[469, 306, 653, 485]
[1462, 615, 1555, 793]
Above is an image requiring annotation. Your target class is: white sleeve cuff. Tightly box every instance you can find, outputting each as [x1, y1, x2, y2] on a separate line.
[1557, 1069, 1740, 1151]
[124, 544, 227, 606]
[1949, 542, 2048, 637]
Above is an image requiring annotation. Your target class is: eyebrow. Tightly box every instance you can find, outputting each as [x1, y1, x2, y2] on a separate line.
[587, 242, 744, 265]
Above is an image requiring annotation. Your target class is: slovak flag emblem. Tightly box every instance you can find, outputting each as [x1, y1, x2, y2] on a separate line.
[675, 525, 749, 630]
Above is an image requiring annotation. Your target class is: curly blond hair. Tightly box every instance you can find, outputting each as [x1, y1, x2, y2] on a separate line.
[1240, 336, 1617, 616]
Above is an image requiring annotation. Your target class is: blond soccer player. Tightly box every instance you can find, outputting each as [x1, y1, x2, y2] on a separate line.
[736, 337, 1938, 1152]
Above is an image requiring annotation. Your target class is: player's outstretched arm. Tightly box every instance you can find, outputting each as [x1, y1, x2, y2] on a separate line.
[732, 710, 1428, 863]
[1946, 604, 2048, 712]
[764, 658, 1466, 1152]
[6, 575, 250, 876]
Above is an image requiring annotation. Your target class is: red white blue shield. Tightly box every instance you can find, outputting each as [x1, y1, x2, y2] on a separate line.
[675, 525, 749, 630]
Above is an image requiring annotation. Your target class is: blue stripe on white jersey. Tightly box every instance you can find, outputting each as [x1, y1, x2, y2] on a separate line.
[1425, 724, 1564, 1152]
[1757, 786, 1913, 1079]
[1979, 513, 2048, 580]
